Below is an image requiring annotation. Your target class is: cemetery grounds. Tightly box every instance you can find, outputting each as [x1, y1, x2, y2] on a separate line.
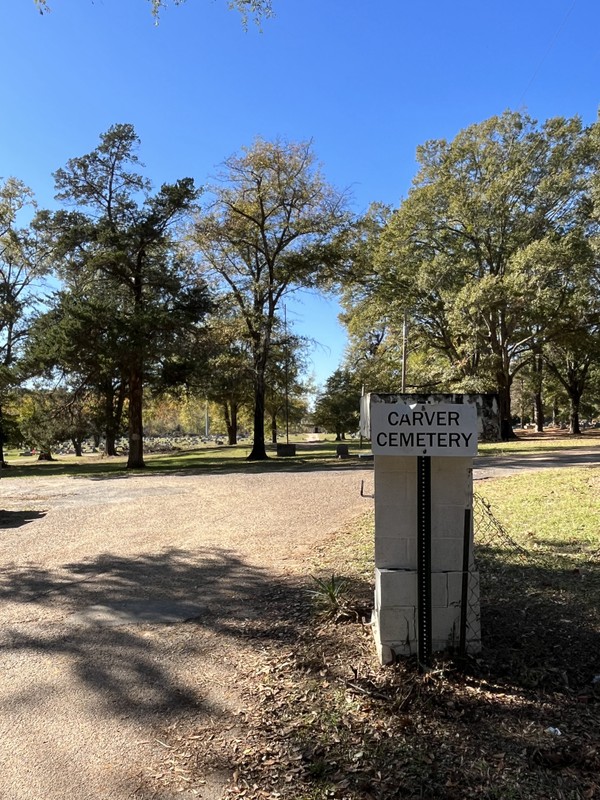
[0, 431, 599, 799]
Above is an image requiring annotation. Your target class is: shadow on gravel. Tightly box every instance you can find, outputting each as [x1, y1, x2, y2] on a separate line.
[0, 547, 309, 722]
[0, 509, 46, 528]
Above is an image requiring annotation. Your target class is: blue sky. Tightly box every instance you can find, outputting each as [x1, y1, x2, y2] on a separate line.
[1, 0, 598, 387]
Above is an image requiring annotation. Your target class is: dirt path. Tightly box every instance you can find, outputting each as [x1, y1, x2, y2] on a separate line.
[0, 467, 374, 800]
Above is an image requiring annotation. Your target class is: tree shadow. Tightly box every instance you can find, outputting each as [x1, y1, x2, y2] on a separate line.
[0, 546, 309, 722]
[0, 509, 46, 528]
[476, 545, 600, 692]
[222, 550, 600, 799]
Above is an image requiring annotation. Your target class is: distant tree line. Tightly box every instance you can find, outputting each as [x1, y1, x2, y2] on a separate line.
[1, 124, 347, 465]
[325, 110, 600, 439]
[3, 110, 600, 464]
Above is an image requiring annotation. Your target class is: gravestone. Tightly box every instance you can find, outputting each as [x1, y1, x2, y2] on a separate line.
[360, 393, 486, 665]
[276, 443, 296, 457]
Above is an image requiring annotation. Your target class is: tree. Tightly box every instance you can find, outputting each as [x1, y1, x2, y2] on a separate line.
[25, 289, 129, 456]
[192, 137, 348, 460]
[264, 326, 308, 444]
[373, 111, 598, 439]
[16, 387, 94, 460]
[0, 178, 46, 466]
[33, 0, 273, 25]
[313, 368, 361, 441]
[35, 124, 211, 468]
[197, 308, 254, 445]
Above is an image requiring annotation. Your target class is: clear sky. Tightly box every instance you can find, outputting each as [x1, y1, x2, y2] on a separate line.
[1, 0, 598, 387]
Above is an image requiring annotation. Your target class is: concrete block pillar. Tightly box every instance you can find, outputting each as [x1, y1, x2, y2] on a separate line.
[362, 395, 483, 664]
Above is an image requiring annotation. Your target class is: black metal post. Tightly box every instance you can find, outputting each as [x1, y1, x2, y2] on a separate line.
[417, 455, 432, 669]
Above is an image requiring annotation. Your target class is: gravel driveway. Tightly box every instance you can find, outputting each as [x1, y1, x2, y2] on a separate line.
[0, 466, 374, 800]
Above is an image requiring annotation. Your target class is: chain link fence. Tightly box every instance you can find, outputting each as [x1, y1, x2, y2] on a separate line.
[458, 492, 547, 661]
[463, 492, 600, 688]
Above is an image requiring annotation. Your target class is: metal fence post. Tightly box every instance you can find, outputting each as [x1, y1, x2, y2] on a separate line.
[417, 455, 432, 669]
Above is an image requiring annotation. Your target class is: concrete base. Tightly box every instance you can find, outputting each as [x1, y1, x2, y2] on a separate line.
[372, 567, 481, 663]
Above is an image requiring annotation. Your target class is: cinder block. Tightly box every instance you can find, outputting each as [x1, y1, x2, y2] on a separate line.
[431, 606, 461, 646]
[431, 504, 468, 540]
[431, 572, 448, 607]
[447, 571, 480, 607]
[375, 536, 414, 569]
[431, 538, 465, 572]
[390, 641, 414, 657]
[431, 458, 473, 503]
[375, 568, 416, 608]
[374, 502, 417, 539]
[375, 455, 415, 474]
[374, 470, 410, 503]
[375, 639, 397, 664]
[375, 569, 450, 609]
[376, 606, 416, 643]
[466, 613, 481, 645]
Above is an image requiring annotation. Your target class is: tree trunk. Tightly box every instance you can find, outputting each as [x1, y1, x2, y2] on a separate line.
[105, 429, 117, 457]
[497, 377, 516, 441]
[552, 397, 559, 427]
[38, 451, 54, 461]
[248, 370, 268, 460]
[533, 352, 544, 432]
[0, 404, 8, 468]
[534, 392, 544, 432]
[71, 439, 83, 457]
[569, 395, 582, 435]
[103, 381, 122, 456]
[224, 402, 238, 446]
[127, 363, 145, 468]
[271, 411, 277, 444]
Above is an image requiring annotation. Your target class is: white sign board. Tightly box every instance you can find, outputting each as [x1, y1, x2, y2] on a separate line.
[370, 402, 477, 457]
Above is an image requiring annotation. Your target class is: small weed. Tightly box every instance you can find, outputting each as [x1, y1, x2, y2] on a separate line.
[306, 574, 350, 618]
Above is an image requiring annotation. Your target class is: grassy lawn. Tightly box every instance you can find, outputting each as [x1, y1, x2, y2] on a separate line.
[478, 428, 600, 456]
[0, 436, 367, 479]
[183, 466, 600, 800]
[2, 428, 598, 480]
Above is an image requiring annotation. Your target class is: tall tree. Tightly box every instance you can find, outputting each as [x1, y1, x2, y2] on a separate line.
[192, 137, 348, 460]
[35, 124, 210, 468]
[0, 178, 45, 466]
[313, 368, 361, 441]
[200, 309, 254, 446]
[25, 289, 129, 456]
[373, 111, 598, 438]
[264, 326, 308, 444]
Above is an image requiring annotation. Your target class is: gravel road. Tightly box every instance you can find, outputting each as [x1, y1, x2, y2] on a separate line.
[0, 466, 374, 800]
[2, 447, 597, 799]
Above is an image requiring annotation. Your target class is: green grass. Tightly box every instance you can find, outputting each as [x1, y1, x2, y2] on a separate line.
[1, 436, 367, 479]
[478, 429, 600, 456]
[476, 466, 600, 556]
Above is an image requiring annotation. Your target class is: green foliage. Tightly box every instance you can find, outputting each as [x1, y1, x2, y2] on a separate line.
[340, 111, 600, 436]
[306, 574, 350, 617]
[33, 0, 273, 26]
[313, 368, 361, 439]
[35, 124, 211, 467]
[192, 137, 349, 459]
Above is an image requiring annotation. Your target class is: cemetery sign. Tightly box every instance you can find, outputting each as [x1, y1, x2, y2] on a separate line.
[370, 401, 477, 457]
